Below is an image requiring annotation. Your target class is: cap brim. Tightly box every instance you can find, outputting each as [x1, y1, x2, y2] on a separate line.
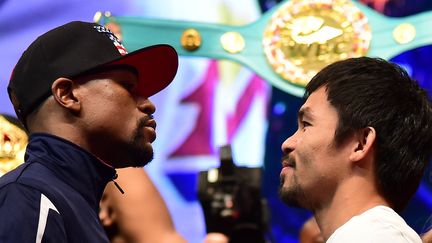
[109, 44, 178, 97]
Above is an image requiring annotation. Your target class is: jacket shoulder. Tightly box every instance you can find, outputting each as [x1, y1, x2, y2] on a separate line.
[0, 162, 32, 189]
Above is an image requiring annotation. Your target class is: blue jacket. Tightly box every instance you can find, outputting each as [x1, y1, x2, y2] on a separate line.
[0, 133, 116, 242]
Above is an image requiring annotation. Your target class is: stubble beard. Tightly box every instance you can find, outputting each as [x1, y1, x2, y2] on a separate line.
[278, 155, 309, 208]
[279, 175, 306, 208]
[126, 117, 154, 167]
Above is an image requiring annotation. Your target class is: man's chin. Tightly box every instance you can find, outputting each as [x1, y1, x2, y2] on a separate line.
[118, 156, 152, 168]
[132, 157, 152, 167]
[279, 185, 302, 208]
[122, 143, 153, 168]
[130, 149, 153, 167]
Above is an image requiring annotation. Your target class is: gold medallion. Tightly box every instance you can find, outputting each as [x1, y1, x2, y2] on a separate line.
[393, 23, 416, 45]
[181, 28, 202, 51]
[220, 31, 245, 54]
[263, 0, 371, 87]
[0, 116, 28, 176]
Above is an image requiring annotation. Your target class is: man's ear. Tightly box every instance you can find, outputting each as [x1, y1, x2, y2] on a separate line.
[51, 77, 81, 113]
[349, 126, 376, 162]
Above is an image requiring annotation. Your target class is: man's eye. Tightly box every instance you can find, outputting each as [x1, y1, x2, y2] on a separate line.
[302, 121, 311, 128]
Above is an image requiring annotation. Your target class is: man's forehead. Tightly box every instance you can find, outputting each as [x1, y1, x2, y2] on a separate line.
[299, 88, 333, 117]
[298, 106, 313, 119]
[305, 87, 329, 104]
[74, 65, 138, 82]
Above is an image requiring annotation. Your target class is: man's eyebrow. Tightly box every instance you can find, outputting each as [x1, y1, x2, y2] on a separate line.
[298, 107, 313, 120]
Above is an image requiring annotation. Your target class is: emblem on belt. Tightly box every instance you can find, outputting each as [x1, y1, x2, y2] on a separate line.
[263, 0, 371, 87]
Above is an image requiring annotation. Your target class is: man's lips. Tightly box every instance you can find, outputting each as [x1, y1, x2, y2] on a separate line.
[280, 155, 295, 179]
[145, 119, 157, 130]
[138, 117, 157, 142]
[281, 155, 296, 169]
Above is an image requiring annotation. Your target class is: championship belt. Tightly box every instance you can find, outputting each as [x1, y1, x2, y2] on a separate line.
[100, 0, 432, 97]
[0, 115, 27, 176]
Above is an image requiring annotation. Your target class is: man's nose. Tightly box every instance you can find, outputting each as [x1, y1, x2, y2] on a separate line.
[281, 132, 297, 154]
[137, 97, 156, 115]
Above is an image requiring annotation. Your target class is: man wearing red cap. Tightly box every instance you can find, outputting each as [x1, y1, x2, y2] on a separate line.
[0, 21, 178, 242]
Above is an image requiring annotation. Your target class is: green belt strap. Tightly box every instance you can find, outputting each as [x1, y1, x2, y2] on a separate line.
[105, 0, 432, 97]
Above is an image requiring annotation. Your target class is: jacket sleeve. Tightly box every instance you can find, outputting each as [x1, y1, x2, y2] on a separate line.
[0, 183, 67, 242]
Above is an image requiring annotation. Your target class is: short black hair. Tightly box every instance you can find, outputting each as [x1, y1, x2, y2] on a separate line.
[305, 57, 432, 212]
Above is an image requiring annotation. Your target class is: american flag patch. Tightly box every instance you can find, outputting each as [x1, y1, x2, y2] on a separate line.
[94, 25, 128, 56]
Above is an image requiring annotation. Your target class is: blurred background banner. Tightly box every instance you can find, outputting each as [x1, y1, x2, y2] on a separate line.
[0, 1, 269, 242]
[134, 2, 270, 242]
[1, 0, 432, 242]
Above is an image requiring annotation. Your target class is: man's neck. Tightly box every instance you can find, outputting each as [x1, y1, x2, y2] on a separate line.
[313, 176, 389, 240]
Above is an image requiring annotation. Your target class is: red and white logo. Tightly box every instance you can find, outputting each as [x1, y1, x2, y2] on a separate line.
[94, 25, 128, 56]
